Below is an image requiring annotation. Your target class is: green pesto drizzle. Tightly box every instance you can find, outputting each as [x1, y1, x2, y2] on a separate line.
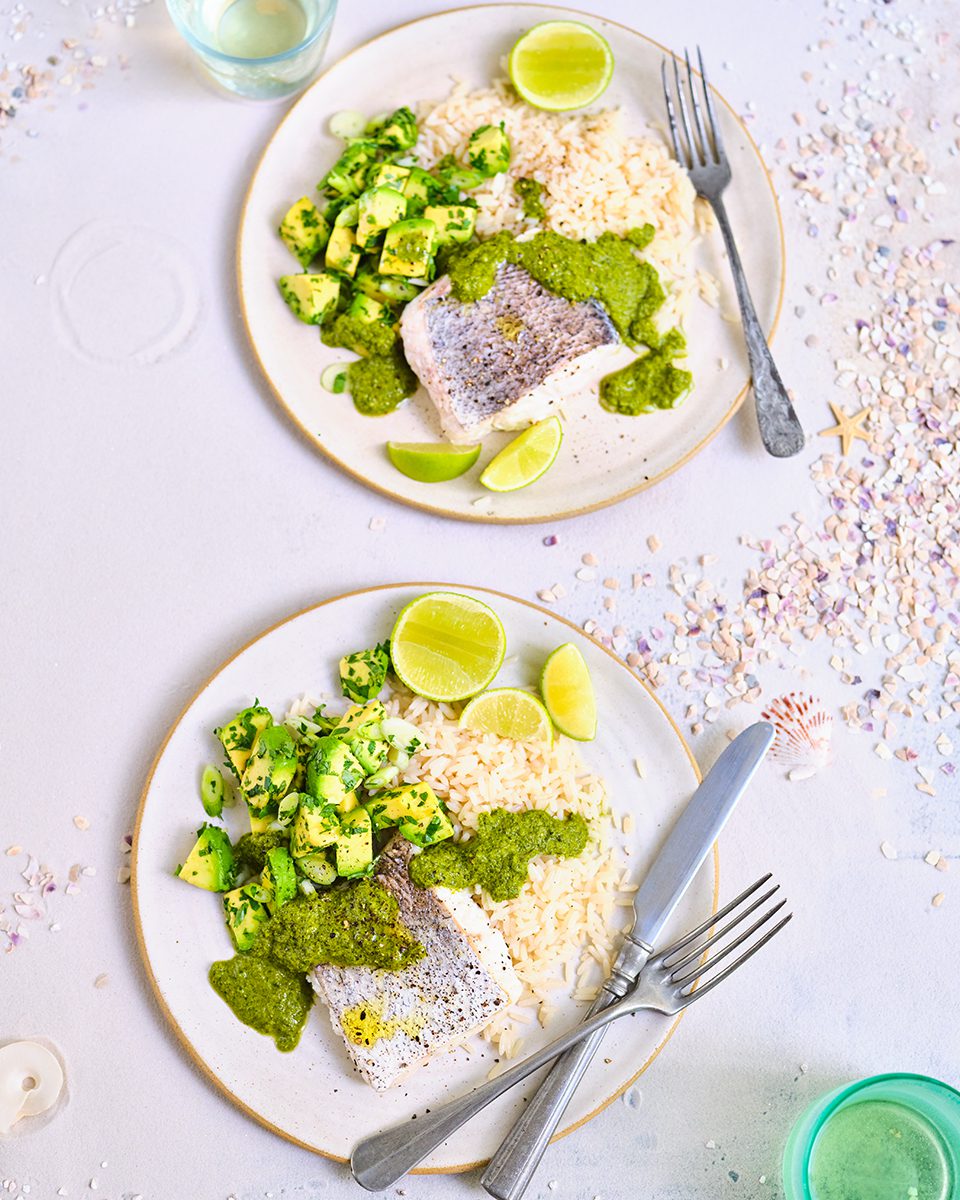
[409, 809, 589, 902]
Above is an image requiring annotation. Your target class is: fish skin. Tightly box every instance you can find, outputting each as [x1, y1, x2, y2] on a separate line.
[401, 262, 624, 443]
[312, 838, 521, 1092]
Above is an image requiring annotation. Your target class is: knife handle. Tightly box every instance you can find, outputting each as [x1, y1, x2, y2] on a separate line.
[481, 992, 614, 1200]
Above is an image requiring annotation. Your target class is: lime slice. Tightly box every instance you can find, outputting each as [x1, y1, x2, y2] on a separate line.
[540, 643, 597, 740]
[460, 688, 553, 744]
[387, 441, 481, 483]
[390, 591, 506, 702]
[480, 417, 563, 493]
[509, 21, 614, 113]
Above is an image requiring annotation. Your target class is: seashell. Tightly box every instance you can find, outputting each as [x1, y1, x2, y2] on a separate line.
[761, 692, 833, 781]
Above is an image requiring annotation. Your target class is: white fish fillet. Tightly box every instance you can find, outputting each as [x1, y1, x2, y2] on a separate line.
[312, 839, 521, 1091]
[401, 262, 627, 443]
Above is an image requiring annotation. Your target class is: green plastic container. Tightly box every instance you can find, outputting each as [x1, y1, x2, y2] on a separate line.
[783, 1074, 960, 1200]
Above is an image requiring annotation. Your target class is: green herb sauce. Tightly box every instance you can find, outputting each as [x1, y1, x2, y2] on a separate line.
[209, 952, 312, 1053]
[347, 347, 419, 416]
[209, 877, 424, 1051]
[266, 878, 424, 973]
[321, 315, 418, 416]
[409, 809, 589, 902]
[600, 328, 693, 416]
[514, 177, 547, 221]
[233, 830, 289, 874]
[443, 227, 690, 416]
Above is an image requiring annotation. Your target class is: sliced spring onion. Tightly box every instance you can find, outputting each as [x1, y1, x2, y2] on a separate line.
[329, 110, 366, 140]
[334, 201, 359, 227]
[321, 362, 352, 394]
[298, 878, 317, 896]
[200, 765, 224, 818]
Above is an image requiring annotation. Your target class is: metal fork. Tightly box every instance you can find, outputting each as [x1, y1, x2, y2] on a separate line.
[662, 49, 804, 458]
[350, 875, 792, 1191]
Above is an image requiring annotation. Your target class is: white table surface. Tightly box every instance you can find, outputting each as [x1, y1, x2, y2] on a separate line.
[3, 0, 958, 1197]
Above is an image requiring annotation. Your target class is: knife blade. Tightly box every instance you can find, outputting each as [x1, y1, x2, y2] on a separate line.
[480, 720, 775, 1200]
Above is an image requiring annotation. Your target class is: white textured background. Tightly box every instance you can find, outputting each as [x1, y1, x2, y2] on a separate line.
[2, 0, 958, 1197]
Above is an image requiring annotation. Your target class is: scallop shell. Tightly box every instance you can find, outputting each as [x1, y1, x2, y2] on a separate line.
[761, 692, 833, 781]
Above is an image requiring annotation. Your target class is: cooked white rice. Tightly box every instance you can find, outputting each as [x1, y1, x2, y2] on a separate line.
[388, 692, 630, 1060]
[414, 78, 701, 330]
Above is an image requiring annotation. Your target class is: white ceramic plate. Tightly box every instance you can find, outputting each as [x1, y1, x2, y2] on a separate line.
[238, 5, 785, 524]
[132, 584, 711, 1169]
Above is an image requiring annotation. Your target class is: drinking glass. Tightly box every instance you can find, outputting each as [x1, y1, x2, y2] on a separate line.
[783, 1073, 960, 1200]
[165, 0, 337, 101]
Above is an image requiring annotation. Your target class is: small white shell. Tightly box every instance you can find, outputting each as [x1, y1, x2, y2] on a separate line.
[761, 692, 833, 781]
[0, 1041, 64, 1133]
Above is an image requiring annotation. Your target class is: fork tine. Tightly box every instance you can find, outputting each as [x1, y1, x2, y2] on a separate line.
[683, 48, 711, 164]
[654, 873, 772, 962]
[675, 913, 793, 1006]
[671, 56, 700, 166]
[670, 898, 789, 988]
[696, 45, 725, 161]
[662, 884, 780, 974]
[660, 58, 687, 166]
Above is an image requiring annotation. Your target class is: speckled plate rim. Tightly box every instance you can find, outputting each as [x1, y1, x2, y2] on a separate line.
[235, 3, 786, 525]
[130, 582, 717, 1171]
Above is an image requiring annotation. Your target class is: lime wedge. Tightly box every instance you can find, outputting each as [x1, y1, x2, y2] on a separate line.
[540, 643, 597, 740]
[480, 417, 563, 493]
[387, 441, 481, 483]
[460, 688, 553, 744]
[509, 21, 614, 113]
[390, 591, 506, 702]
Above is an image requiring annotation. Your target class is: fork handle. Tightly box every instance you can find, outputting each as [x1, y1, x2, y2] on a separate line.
[480, 990, 618, 1200]
[709, 196, 804, 458]
[351, 989, 633, 1192]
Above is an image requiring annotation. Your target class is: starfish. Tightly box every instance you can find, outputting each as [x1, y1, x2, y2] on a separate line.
[819, 401, 871, 456]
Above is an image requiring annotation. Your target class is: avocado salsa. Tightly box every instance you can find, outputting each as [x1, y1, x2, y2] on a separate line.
[276, 103, 692, 420]
[174, 634, 591, 1053]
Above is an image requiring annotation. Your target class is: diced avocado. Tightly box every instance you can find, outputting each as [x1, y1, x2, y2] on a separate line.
[241, 725, 298, 807]
[306, 736, 365, 796]
[260, 846, 297, 912]
[334, 200, 359, 227]
[339, 642, 390, 705]
[324, 224, 361, 277]
[423, 204, 476, 245]
[322, 140, 379, 197]
[216, 705, 273, 778]
[223, 882, 269, 952]
[346, 292, 390, 325]
[466, 123, 511, 176]
[279, 197, 331, 267]
[330, 700, 387, 737]
[290, 799, 341, 857]
[355, 266, 421, 305]
[296, 850, 337, 886]
[380, 219, 436, 278]
[200, 765, 225, 818]
[376, 106, 417, 152]
[402, 166, 442, 213]
[249, 811, 274, 835]
[351, 736, 388, 776]
[357, 186, 408, 250]
[365, 784, 453, 848]
[176, 823, 235, 892]
[367, 162, 410, 192]
[335, 807, 374, 877]
[278, 272, 340, 325]
[379, 717, 425, 758]
[441, 165, 485, 191]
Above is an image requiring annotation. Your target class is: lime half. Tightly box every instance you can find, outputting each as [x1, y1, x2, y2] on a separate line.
[387, 441, 481, 483]
[390, 591, 506, 702]
[509, 21, 614, 112]
[540, 643, 597, 740]
[480, 417, 563, 493]
[460, 688, 553, 744]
